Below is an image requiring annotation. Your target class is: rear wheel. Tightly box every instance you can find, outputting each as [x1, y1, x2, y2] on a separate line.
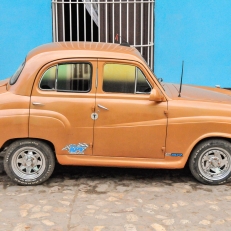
[189, 139, 231, 185]
[4, 139, 55, 185]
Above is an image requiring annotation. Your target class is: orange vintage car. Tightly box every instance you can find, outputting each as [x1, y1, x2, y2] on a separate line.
[1, 42, 231, 185]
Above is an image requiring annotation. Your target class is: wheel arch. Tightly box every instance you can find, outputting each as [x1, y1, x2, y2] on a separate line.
[0, 138, 56, 158]
[185, 135, 231, 166]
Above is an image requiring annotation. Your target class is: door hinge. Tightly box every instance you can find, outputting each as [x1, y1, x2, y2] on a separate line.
[164, 110, 168, 117]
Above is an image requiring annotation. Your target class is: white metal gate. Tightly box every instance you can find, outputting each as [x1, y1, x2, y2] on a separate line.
[52, 0, 155, 70]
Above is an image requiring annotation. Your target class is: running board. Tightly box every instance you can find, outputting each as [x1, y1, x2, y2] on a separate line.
[56, 155, 185, 169]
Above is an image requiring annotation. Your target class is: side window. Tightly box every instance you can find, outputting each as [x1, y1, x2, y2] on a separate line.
[40, 66, 56, 90]
[103, 64, 135, 93]
[40, 63, 92, 92]
[57, 63, 91, 92]
[103, 64, 151, 94]
[135, 68, 151, 93]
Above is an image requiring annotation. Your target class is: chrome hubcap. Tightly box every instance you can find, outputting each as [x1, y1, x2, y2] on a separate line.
[11, 147, 46, 180]
[198, 148, 231, 180]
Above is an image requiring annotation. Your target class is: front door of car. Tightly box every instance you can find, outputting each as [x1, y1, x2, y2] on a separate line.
[93, 61, 168, 159]
[30, 59, 97, 155]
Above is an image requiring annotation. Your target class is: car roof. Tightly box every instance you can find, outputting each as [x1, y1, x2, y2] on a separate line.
[27, 42, 143, 63]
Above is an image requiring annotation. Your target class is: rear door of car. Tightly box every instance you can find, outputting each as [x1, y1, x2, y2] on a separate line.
[30, 59, 97, 156]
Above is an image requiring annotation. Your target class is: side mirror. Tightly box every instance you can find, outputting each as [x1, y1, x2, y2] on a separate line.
[149, 88, 166, 102]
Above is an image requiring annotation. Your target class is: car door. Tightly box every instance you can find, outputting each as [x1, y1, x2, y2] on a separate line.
[30, 59, 97, 155]
[93, 60, 168, 159]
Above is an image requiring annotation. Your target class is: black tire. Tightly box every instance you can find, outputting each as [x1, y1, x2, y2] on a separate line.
[189, 139, 231, 185]
[3, 139, 55, 185]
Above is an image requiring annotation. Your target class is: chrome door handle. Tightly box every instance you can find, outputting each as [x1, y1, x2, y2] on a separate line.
[97, 104, 109, 110]
[32, 102, 44, 106]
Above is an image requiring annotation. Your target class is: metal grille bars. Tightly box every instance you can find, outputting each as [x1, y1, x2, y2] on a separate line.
[52, 0, 155, 70]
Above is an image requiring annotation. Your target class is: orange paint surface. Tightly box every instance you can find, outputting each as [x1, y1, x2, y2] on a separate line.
[1, 42, 231, 169]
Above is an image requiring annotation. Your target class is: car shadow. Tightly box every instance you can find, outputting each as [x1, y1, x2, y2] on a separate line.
[1, 162, 231, 188]
[51, 163, 194, 184]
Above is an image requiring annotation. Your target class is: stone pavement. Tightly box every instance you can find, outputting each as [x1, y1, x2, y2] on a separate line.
[0, 163, 231, 231]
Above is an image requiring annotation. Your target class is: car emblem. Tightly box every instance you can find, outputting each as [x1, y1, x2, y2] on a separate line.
[165, 153, 183, 157]
[62, 143, 89, 154]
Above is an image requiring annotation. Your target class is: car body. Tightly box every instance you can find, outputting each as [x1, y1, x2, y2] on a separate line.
[1, 42, 231, 185]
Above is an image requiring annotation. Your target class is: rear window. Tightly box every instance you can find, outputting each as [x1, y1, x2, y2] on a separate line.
[10, 61, 25, 85]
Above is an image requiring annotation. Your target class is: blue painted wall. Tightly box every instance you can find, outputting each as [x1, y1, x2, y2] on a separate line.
[0, 1, 52, 80]
[1, 1, 231, 87]
[155, 0, 231, 87]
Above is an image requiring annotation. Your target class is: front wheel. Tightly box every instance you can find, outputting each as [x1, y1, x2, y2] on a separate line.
[4, 139, 55, 185]
[189, 139, 231, 185]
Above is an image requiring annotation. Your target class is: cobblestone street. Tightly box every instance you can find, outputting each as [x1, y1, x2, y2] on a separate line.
[0, 163, 231, 231]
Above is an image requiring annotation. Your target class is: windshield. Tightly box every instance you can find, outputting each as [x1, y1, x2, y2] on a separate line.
[9, 60, 25, 85]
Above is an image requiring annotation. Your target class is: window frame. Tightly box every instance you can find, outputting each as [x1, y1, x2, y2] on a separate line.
[39, 62, 93, 93]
